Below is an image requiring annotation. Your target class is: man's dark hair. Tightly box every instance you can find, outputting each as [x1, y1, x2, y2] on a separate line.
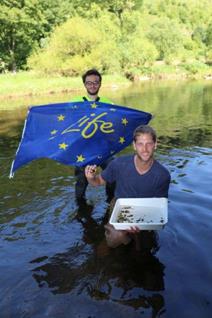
[82, 69, 102, 83]
[133, 125, 157, 143]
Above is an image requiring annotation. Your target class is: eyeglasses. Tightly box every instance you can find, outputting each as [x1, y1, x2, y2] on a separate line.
[85, 81, 101, 86]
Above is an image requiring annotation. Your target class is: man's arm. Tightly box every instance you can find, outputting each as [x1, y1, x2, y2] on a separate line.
[85, 165, 106, 187]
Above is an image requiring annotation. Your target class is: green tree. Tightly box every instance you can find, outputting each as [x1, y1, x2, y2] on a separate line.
[205, 22, 212, 62]
[117, 10, 158, 72]
[0, 0, 48, 70]
[0, 0, 76, 71]
[3, 0, 211, 73]
[28, 15, 121, 75]
[205, 22, 212, 47]
[147, 18, 184, 61]
[122, 36, 158, 71]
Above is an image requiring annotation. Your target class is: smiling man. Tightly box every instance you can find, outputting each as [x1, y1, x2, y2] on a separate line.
[85, 125, 171, 248]
[71, 69, 113, 104]
[71, 69, 115, 204]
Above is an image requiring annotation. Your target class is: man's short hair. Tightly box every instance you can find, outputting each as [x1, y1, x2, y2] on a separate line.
[82, 69, 102, 83]
[133, 125, 157, 143]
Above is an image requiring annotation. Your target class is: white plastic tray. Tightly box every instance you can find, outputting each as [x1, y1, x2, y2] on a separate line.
[109, 198, 168, 230]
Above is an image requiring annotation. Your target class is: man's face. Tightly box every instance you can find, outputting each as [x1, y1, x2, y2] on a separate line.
[133, 133, 156, 163]
[84, 74, 101, 96]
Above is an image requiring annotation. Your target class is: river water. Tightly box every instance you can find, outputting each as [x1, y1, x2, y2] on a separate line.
[0, 80, 211, 318]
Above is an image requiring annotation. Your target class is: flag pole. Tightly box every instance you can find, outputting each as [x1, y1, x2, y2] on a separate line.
[9, 108, 31, 178]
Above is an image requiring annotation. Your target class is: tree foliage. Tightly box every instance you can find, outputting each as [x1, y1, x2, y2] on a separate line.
[147, 18, 185, 61]
[0, 0, 75, 71]
[28, 15, 121, 75]
[0, 0, 46, 70]
[0, 0, 212, 74]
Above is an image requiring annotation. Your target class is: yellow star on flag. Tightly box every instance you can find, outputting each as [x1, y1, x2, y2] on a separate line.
[91, 103, 97, 109]
[51, 129, 58, 135]
[59, 142, 68, 150]
[122, 118, 128, 126]
[58, 114, 65, 121]
[77, 154, 85, 162]
[119, 137, 125, 144]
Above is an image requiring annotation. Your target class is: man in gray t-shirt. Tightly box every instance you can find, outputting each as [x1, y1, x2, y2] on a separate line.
[85, 125, 171, 248]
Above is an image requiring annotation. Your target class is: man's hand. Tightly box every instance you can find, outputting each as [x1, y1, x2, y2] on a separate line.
[85, 165, 97, 179]
[127, 226, 140, 234]
[85, 165, 105, 186]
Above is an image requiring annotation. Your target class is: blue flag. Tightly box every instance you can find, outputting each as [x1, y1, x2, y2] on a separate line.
[10, 101, 152, 177]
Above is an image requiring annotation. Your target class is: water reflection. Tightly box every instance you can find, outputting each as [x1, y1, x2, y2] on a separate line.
[1, 80, 212, 318]
[31, 202, 165, 315]
[1, 82, 211, 156]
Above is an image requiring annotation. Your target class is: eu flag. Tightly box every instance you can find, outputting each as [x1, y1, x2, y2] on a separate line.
[10, 101, 152, 177]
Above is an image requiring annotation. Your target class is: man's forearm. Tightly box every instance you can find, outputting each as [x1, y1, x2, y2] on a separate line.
[87, 175, 104, 186]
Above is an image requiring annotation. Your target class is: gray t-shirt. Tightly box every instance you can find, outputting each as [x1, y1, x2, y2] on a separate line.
[101, 155, 170, 199]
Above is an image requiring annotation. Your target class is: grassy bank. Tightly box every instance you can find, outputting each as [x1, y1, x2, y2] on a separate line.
[0, 71, 130, 99]
[0, 63, 211, 99]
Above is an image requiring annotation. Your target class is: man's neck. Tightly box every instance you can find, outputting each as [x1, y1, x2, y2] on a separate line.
[134, 155, 154, 175]
[87, 94, 99, 101]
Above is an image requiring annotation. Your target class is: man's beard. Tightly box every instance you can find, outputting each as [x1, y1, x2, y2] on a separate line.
[136, 152, 154, 164]
[87, 88, 100, 96]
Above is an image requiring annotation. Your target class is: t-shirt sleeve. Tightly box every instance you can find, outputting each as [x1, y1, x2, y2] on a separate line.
[101, 159, 117, 183]
[155, 172, 171, 198]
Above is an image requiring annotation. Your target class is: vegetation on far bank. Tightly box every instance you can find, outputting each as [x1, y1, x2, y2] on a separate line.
[0, 0, 212, 81]
[0, 71, 130, 99]
[0, 63, 211, 100]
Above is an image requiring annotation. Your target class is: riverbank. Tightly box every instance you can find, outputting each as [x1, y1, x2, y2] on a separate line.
[0, 63, 211, 100]
[0, 72, 130, 100]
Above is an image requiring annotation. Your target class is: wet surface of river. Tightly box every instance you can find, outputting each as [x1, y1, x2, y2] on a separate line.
[0, 80, 211, 317]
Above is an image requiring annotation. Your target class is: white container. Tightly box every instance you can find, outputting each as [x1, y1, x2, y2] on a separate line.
[109, 198, 168, 230]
